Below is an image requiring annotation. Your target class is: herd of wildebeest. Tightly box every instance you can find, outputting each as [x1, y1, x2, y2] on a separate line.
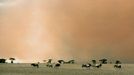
[30, 59, 122, 69]
[0, 58, 122, 69]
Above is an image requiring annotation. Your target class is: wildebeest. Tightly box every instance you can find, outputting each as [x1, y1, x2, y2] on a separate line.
[46, 63, 53, 68]
[68, 60, 75, 64]
[114, 60, 122, 69]
[58, 60, 75, 64]
[82, 63, 92, 69]
[114, 64, 121, 68]
[95, 64, 102, 68]
[90, 63, 102, 69]
[99, 59, 107, 64]
[31, 63, 39, 68]
[0, 59, 6, 63]
[54, 63, 61, 68]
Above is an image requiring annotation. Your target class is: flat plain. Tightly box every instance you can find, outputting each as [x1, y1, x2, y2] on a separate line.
[0, 63, 134, 75]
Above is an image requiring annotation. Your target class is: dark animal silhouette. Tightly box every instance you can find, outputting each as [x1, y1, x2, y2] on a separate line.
[0, 59, 6, 63]
[46, 63, 53, 68]
[95, 64, 102, 68]
[68, 60, 75, 64]
[31, 63, 39, 68]
[114, 64, 121, 68]
[82, 63, 91, 68]
[9, 58, 15, 63]
[58, 60, 75, 64]
[91, 63, 102, 69]
[54, 63, 61, 68]
[92, 60, 96, 65]
[115, 60, 121, 64]
[47, 59, 52, 64]
[99, 59, 107, 64]
[114, 60, 121, 69]
[45, 59, 53, 68]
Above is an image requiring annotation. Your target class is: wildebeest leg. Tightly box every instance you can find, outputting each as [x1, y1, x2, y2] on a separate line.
[37, 65, 39, 68]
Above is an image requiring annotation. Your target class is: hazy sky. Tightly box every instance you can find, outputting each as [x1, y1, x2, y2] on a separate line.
[0, 0, 134, 63]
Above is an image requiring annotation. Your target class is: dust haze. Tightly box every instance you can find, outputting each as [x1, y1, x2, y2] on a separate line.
[0, 0, 134, 63]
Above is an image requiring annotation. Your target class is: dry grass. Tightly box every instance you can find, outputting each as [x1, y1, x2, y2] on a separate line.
[0, 63, 134, 75]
